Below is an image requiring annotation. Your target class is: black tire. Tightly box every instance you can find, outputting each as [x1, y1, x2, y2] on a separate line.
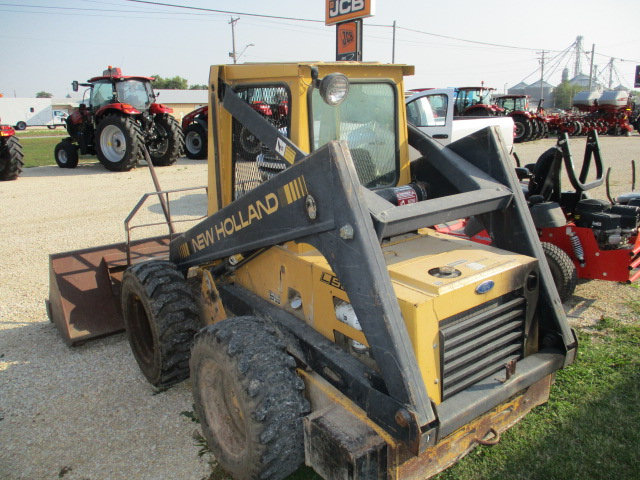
[54, 139, 79, 169]
[121, 260, 200, 387]
[541, 242, 577, 303]
[191, 317, 309, 480]
[513, 115, 529, 143]
[15, 121, 26, 131]
[47, 125, 56, 130]
[148, 114, 183, 166]
[95, 114, 143, 171]
[0, 136, 24, 181]
[184, 122, 207, 159]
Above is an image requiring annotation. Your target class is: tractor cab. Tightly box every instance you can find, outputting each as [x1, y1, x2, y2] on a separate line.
[495, 95, 530, 113]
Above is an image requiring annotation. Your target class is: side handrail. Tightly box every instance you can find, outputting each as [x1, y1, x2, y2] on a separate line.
[124, 186, 208, 265]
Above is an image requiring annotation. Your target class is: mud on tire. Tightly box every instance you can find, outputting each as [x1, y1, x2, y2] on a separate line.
[148, 114, 183, 166]
[191, 316, 309, 480]
[542, 242, 577, 303]
[121, 260, 200, 387]
[0, 136, 24, 181]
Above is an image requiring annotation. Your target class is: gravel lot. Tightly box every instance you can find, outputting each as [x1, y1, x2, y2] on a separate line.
[1, 132, 639, 480]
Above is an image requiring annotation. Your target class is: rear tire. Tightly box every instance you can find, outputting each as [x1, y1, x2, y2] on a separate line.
[542, 242, 577, 303]
[47, 125, 57, 130]
[184, 123, 207, 159]
[148, 114, 183, 166]
[95, 114, 143, 171]
[15, 121, 26, 131]
[54, 140, 79, 169]
[121, 260, 200, 387]
[191, 317, 309, 480]
[513, 116, 528, 143]
[0, 136, 24, 181]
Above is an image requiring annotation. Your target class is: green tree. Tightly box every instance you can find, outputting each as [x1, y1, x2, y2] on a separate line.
[36, 91, 53, 98]
[151, 74, 188, 89]
[189, 84, 208, 90]
[553, 81, 583, 110]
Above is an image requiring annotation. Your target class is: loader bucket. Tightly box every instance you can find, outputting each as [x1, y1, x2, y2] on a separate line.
[47, 237, 169, 346]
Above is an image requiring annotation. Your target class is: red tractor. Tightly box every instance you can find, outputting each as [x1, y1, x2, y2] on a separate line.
[454, 85, 504, 116]
[55, 67, 184, 171]
[181, 105, 208, 159]
[0, 122, 23, 181]
[494, 95, 548, 143]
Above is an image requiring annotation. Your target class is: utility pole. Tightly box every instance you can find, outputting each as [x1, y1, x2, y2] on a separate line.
[537, 50, 549, 103]
[392, 20, 396, 63]
[229, 16, 239, 64]
[588, 44, 595, 91]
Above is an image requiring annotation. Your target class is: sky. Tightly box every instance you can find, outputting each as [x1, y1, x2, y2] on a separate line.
[1, 0, 638, 98]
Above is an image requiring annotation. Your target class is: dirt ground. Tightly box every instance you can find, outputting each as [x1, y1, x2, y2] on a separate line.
[0, 132, 639, 479]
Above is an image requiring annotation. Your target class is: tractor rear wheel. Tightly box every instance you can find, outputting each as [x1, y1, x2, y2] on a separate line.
[541, 242, 577, 303]
[121, 260, 200, 387]
[148, 114, 183, 166]
[54, 139, 79, 169]
[184, 123, 207, 159]
[0, 136, 24, 181]
[95, 114, 143, 171]
[513, 116, 529, 143]
[191, 317, 309, 480]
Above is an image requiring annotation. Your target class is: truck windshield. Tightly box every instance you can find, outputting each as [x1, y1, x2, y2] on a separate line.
[116, 80, 153, 111]
[311, 82, 398, 189]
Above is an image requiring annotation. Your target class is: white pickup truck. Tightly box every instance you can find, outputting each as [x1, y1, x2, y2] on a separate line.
[406, 88, 514, 151]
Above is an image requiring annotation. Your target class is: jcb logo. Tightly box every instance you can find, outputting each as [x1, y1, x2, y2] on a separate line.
[329, 0, 365, 17]
[325, 0, 374, 25]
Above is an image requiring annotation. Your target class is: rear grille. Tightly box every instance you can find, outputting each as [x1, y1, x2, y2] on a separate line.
[440, 294, 526, 400]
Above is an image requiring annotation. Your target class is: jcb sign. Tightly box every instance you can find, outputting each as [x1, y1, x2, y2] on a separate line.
[326, 0, 375, 26]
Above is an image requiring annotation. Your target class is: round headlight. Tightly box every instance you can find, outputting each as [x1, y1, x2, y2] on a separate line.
[319, 73, 350, 106]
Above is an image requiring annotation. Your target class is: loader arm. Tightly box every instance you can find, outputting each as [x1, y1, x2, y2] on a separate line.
[170, 141, 437, 442]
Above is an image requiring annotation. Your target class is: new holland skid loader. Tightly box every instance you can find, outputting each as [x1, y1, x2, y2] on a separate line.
[48, 62, 577, 479]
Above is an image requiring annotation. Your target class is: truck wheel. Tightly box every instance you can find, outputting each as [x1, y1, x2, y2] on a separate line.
[0, 136, 24, 181]
[148, 114, 183, 166]
[191, 317, 309, 480]
[121, 260, 200, 387]
[15, 121, 26, 131]
[95, 114, 143, 171]
[54, 140, 79, 169]
[541, 242, 577, 303]
[184, 123, 207, 159]
[513, 116, 529, 143]
[47, 125, 57, 130]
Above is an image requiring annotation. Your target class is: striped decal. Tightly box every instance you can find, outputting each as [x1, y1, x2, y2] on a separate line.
[177, 242, 190, 259]
[279, 176, 308, 205]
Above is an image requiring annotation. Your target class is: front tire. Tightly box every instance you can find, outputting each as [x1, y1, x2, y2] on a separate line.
[54, 139, 79, 169]
[513, 116, 529, 143]
[121, 260, 200, 387]
[184, 123, 207, 159]
[148, 114, 183, 166]
[15, 121, 26, 131]
[95, 114, 143, 171]
[0, 136, 24, 181]
[191, 317, 309, 480]
[542, 242, 577, 303]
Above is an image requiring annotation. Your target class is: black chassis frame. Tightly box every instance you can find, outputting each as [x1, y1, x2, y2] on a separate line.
[168, 83, 577, 453]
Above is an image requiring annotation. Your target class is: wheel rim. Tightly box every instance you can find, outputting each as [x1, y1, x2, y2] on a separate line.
[149, 123, 169, 158]
[58, 149, 68, 165]
[100, 124, 127, 162]
[185, 130, 202, 154]
[198, 358, 247, 461]
[514, 121, 525, 139]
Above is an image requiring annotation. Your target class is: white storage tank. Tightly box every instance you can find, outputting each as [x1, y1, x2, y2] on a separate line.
[598, 90, 629, 111]
[572, 91, 600, 110]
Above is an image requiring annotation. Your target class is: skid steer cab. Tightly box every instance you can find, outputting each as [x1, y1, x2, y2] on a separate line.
[48, 63, 577, 480]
